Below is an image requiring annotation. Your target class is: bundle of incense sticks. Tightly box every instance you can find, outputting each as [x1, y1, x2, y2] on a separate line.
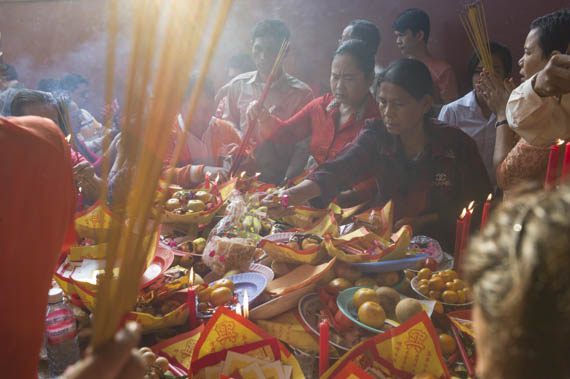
[91, 0, 233, 350]
[460, 0, 494, 74]
[229, 39, 289, 177]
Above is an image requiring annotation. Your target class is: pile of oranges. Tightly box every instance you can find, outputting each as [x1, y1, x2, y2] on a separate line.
[414, 268, 472, 304]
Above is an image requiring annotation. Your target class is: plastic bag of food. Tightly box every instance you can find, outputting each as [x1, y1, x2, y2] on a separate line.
[202, 236, 258, 275]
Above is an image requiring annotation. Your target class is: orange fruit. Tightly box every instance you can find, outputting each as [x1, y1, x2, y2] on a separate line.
[418, 279, 430, 287]
[353, 288, 380, 309]
[329, 278, 353, 292]
[428, 290, 442, 300]
[445, 281, 457, 291]
[428, 276, 445, 291]
[376, 272, 400, 286]
[405, 269, 416, 280]
[456, 289, 467, 304]
[440, 269, 458, 283]
[453, 278, 465, 290]
[355, 277, 378, 287]
[439, 333, 457, 355]
[197, 286, 213, 303]
[210, 287, 233, 306]
[442, 290, 458, 304]
[417, 268, 432, 281]
[358, 301, 386, 328]
[418, 284, 430, 296]
[214, 278, 235, 292]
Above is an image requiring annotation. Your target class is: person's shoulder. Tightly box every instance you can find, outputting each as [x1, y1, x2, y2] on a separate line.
[439, 91, 472, 114]
[363, 117, 385, 134]
[283, 73, 313, 94]
[431, 119, 476, 146]
[227, 71, 257, 86]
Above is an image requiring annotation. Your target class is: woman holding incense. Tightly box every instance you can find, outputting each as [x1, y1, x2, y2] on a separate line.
[263, 59, 492, 251]
[249, 39, 379, 168]
[477, 10, 568, 200]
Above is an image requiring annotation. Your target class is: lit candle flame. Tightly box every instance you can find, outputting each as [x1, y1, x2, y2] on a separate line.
[460, 208, 467, 220]
[486, 193, 492, 201]
[556, 139, 565, 146]
[65, 134, 71, 142]
[205, 171, 211, 179]
[78, 186, 83, 193]
[214, 174, 220, 184]
[240, 171, 246, 178]
[468, 200, 475, 212]
[243, 291, 249, 319]
[235, 302, 242, 317]
[189, 267, 194, 286]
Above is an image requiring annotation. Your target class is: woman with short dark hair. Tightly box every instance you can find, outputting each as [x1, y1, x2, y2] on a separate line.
[250, 39, 379, 168]
[263, 59, 492, 251]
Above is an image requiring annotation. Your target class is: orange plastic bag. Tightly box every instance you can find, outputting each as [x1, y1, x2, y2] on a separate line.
[322, 312, 450, 378]
[190, 307, 304, 378]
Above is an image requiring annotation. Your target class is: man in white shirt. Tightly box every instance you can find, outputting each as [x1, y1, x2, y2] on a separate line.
[439, 42, 513, 187]
[506, 9, 570, 146]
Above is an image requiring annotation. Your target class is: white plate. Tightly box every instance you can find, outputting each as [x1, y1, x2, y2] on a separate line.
[203, 263, 275, 284]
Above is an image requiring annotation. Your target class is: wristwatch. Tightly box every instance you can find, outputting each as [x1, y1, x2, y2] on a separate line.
[495, 120, 508, 128]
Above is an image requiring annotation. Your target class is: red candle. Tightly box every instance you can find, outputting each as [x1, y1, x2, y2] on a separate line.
[453, 208, 467, 271]
[459, 201, 474, 274]
[187, 288, 197, 330]
[319, 320, 330, 375]
[545, 139, 564, 189]
[187, 267, 197, 329]
[480, 193, 492, 232]
[561, 142, 570, 183]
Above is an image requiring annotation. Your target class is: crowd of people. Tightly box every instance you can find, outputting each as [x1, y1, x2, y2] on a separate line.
[1, 5, 569, 379]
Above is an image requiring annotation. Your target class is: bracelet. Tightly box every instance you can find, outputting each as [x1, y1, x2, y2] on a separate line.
[495, 120, 508, 128]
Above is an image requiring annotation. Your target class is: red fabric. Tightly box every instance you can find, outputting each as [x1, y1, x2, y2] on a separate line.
[0, 116, 76, 379]
[267, 93, 380, 164]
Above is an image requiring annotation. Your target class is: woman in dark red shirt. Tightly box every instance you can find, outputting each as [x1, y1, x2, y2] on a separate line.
[250, 39, 379, 166]
[263, 59, 492, 252]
